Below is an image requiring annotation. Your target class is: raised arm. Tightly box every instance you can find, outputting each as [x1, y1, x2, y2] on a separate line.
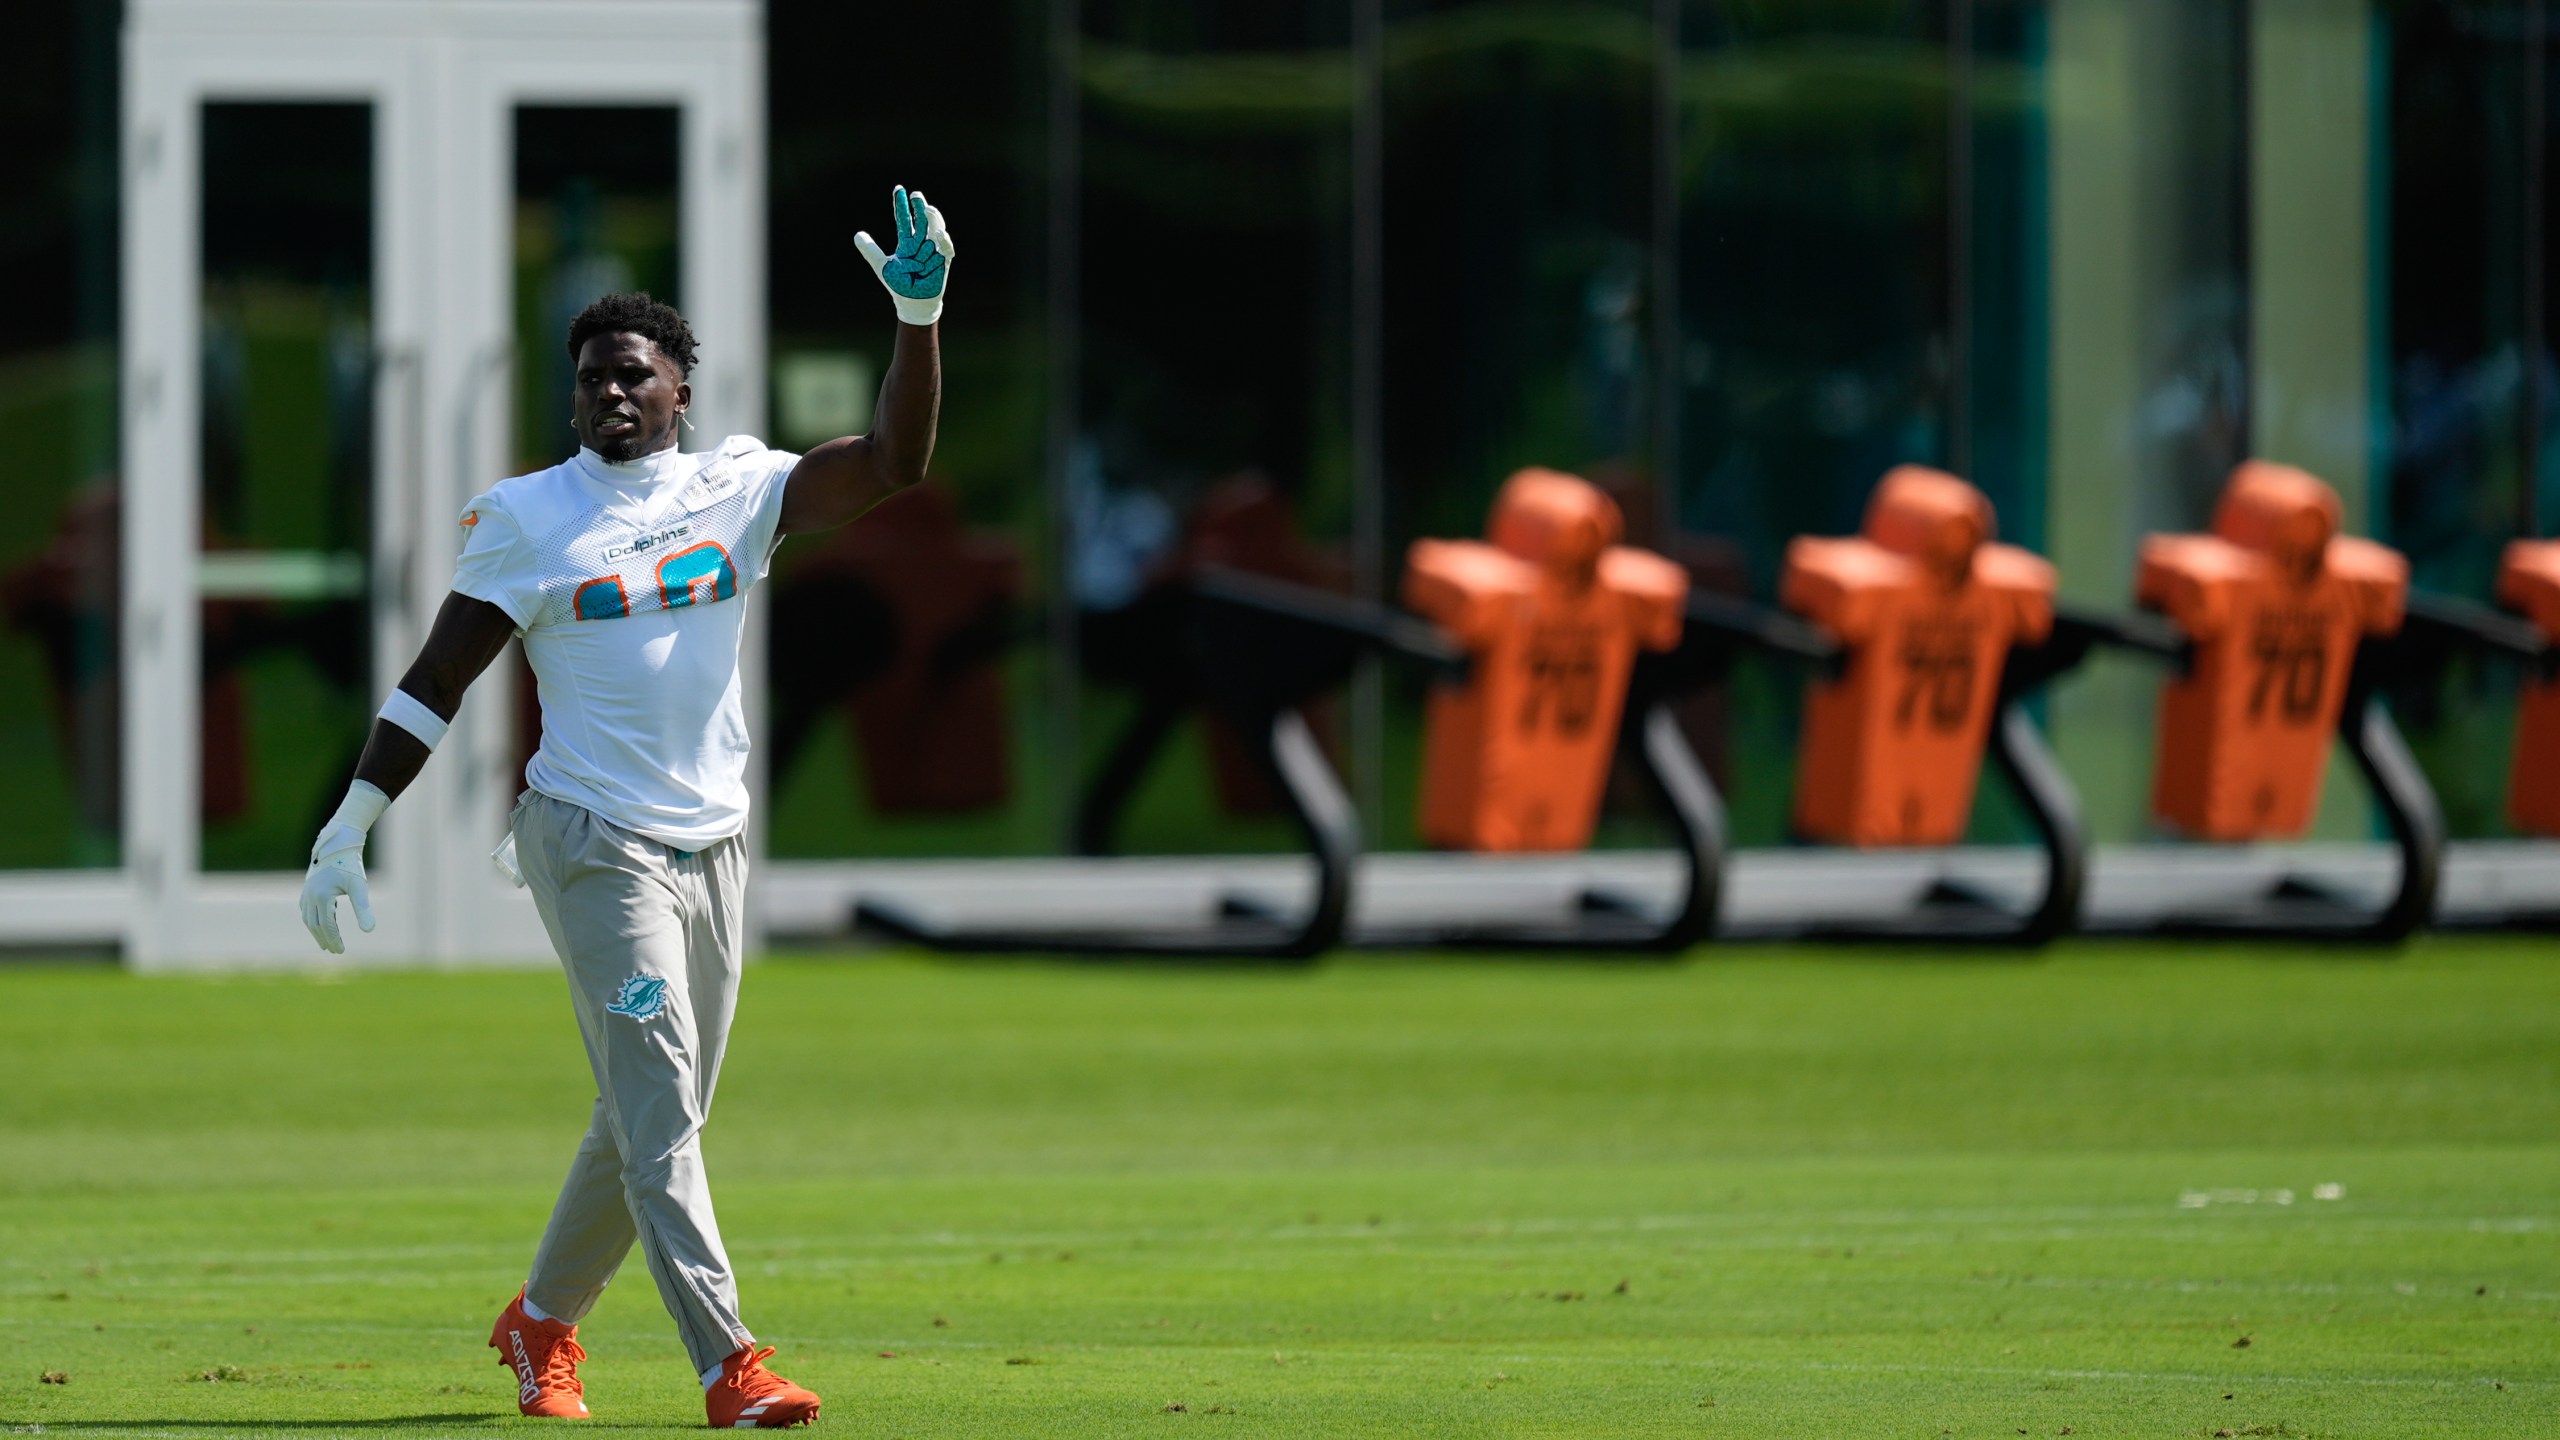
[777, 185, 953, 535]
[778, 318, 940, 534]
[299, 592, 518, 952]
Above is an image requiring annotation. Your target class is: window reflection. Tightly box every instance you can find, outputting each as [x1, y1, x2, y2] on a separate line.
[2380, 0, 2560, 837]
[5, 0, 2554, 879]
[1071, 2, 1360, 855]
[0, 0, 118, 869]
[761, 0, 1054, 859]
[195, 101, 376, 872]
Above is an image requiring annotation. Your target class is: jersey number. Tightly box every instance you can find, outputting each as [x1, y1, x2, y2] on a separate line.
[571, 542, 737, 621]
[2245, 609, 2330, 725]
[575, 576, 631, 620]
[1894, 618, 1980, 733]
[656, 542, 737, 609]
[1515, 624, 1602, 738]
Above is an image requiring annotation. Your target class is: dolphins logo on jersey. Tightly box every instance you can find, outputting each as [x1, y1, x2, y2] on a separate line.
[605, 974, 670, 1021]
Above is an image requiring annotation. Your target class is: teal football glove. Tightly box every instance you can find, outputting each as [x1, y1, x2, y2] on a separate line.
[854, 184, 954, 326]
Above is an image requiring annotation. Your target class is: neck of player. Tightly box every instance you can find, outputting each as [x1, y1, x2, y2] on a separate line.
[580, 439, 687, 484]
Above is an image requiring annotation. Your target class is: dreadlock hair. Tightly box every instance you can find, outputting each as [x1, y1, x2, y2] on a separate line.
[565, 291, 699, 375]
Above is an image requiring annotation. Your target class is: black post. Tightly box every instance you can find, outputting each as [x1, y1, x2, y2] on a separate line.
[1253, 709, 1361, 959]
[1632, 703, 1727, 951]
[2338, 691, 2445, 943]
[1984, 701, 2089, 945]
[1071, 696, 1187, 857]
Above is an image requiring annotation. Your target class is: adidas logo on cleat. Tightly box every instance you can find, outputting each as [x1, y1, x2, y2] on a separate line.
[707, 1345, 821, 1428]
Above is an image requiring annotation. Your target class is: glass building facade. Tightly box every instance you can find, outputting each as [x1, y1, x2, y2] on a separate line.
[6, 0, 2556, 881]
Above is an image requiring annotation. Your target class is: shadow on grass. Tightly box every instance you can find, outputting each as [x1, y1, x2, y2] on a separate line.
[25, 1421, 706, 1434]
[25, 1419, 559, 1432]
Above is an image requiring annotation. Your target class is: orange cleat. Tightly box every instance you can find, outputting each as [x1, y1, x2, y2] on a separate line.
[489, 1289, 590, 1418]
[705, 1345, 821, 1429]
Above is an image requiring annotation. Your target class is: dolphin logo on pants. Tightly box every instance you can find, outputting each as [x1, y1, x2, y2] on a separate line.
[606, 974, 670, 1021]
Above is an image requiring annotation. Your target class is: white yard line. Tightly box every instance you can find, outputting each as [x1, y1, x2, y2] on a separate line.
[7, 1205, 2551, 1280]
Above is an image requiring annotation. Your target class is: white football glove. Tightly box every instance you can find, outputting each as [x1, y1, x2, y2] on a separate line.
[299, 781, 387, 954]
[855, 184, 955, 326]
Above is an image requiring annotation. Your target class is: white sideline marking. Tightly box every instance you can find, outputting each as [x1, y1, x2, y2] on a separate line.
[8, 1206, 2554, 1296]
[0, 1240, 516, 1271]
[11, 1222, 2548, 1297]
[16, 1199, 2543, 1271]
[1962, 1274, 2560, 1303]
[1727, 1357, 2535, 1393]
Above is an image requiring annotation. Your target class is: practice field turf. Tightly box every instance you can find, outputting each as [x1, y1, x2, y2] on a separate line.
[2, 941, 2555, 1438]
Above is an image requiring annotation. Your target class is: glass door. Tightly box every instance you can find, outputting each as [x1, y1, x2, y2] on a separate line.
[195, 101, 380, 873]
[116, 33, 431, 966]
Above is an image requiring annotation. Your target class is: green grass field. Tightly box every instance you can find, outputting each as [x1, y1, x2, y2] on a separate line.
[3, 939, 2555, 1438]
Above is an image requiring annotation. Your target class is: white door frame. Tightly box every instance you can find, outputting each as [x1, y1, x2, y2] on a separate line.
[104, 0, 765, 970]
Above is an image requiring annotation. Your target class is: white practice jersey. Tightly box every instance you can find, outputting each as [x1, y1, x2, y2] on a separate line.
[451, 437, 799, 849]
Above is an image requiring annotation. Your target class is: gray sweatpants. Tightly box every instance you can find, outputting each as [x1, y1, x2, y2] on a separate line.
[511, 790, 753, 1376]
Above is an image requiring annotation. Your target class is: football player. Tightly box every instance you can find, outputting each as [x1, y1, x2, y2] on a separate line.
[298, 187, 954, 1427]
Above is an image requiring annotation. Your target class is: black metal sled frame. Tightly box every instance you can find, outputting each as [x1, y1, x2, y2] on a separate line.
[853, 571, 1432, 959]
[2367, 591, 2560, 929]
[1666, 593, 2087, 946]
[2017, 604, 2444, 943]
[1330, 696, 1727, 954]
[855, 567, 1730, 957]
[1112, 571, 1727, 953]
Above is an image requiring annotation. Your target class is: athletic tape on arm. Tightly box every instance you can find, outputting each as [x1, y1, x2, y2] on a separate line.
[377, 688, 451, 751]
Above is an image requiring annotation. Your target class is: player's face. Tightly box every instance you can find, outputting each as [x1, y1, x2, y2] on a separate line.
[572, 332, 691, 462]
